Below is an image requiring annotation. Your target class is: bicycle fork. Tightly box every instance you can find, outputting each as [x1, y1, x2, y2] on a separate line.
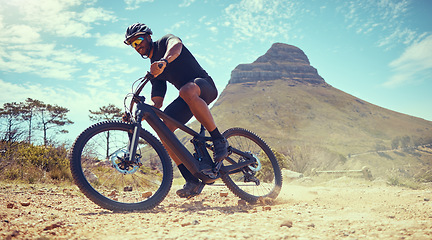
[127, 122, 141, 165]
[126, 106, 144, 168]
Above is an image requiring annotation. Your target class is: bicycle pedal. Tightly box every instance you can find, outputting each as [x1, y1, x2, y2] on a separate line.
[200, 168, 219, 179]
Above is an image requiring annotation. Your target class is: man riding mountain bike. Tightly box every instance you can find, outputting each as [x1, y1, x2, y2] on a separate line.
[124, 23, 228, 198]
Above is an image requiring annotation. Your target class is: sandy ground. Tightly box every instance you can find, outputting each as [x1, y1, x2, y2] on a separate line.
[1, 177, 431, 240]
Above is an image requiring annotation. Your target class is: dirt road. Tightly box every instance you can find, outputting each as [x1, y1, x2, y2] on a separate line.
[1, 177, 431, 239]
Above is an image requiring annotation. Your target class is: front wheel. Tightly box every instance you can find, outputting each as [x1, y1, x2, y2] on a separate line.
[70, 121, 173, 211]
[221, 128, 282, 203]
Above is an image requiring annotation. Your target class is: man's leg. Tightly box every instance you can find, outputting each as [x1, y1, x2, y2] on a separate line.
[179, 82, 228, 162]
[179, 82, 217, 131]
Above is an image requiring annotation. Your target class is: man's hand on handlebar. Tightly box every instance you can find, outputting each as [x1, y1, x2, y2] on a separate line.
[122, 112, 131, 122]
[149, 60, 167, 78]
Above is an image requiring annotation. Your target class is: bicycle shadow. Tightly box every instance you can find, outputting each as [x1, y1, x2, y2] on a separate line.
[78, 197, 257, 216]
[175, 198, 253, 214]
[78, 206, 169, 215]
[77, 188, 280, 216]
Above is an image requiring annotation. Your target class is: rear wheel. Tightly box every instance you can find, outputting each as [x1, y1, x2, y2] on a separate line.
[221, 128, 282, 203]
[70, 121, 173, 211]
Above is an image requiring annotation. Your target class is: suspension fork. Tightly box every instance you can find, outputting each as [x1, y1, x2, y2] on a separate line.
[127, 101, 145, 163]
[127, 123, 141, 163]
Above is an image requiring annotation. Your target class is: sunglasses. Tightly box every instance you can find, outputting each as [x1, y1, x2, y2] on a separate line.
[131, 37, 145, 48]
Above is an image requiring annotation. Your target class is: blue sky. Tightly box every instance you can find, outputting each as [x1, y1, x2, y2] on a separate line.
[1, 0, 431, 144]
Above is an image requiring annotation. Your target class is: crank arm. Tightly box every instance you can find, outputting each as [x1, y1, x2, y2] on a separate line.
[220, 158, 256, 175]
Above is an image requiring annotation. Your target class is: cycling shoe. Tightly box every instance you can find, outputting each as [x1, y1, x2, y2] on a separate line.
[213, 138, 229, 163]
[176, 181, 205, 198]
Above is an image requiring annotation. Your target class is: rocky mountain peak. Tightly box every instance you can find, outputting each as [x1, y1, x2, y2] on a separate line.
[228, 43, 326, 85]
[255, 43, 310, 65]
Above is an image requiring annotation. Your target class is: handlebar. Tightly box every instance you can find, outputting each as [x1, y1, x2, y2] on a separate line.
[124, 62, 165, 122]
[130, 73, 152, 106]
[123, 72, 154, 122]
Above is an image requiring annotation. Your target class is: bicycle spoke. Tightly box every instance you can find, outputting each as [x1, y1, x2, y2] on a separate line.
[71, 122, 172, 210]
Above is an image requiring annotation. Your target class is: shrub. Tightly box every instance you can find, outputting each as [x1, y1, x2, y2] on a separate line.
[0, 141, 71, 183]
[49, 167, 72, 181]
[4, 168, 20, 180]
[254, 149, 288, 183]
[387, 171, 423, 190]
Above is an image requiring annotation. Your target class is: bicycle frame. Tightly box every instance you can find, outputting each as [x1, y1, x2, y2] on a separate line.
[126, 76, 257, 184]
[127, 96, 214, 183]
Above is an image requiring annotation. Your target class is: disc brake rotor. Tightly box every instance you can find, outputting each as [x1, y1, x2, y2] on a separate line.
[110, 148, 139, 174]
[247, 152, 262, 172]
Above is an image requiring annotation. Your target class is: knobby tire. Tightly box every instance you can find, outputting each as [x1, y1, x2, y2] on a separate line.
[221, 128, 282, 203]
[70, 121, 173, 211]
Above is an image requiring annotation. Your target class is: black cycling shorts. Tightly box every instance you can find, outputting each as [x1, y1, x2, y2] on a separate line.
[164, 77, 218, 125]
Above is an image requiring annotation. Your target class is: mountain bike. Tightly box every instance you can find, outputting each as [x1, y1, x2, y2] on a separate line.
[70, 73, 282, 211]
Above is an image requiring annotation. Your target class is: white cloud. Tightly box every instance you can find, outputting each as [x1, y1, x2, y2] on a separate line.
[377, 0, 410, 21]
[7, 0, 87, 38]
[340, 0, 413, 48]
[385, 34, 432, 87]
[223, 0, 298, 43]
[378, 27, 417, 50]
[124, 0, 154, 10]
[0, 42, 98, 80]
[81, 58, 140, 88]
[179, 0, 196, 8]
[208, 26, 218, 34]
[0, 0, 118, 81]
[164, 21, 187, 34]
[80, 7, 117, 23]
[3, 0, 117, 38]
[0, 24, 41, 44]
[96, 33, 126, 48]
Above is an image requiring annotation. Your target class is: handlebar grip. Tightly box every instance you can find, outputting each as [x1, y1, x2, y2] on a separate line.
[145, 72, 154, 80]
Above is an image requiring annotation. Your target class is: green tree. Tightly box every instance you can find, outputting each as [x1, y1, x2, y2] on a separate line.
[89, 104, 123, 158]
[37, 103, 74, 146]
[0, 102, 24, 142]
[0, 102, 25, 172]
[89, 104, 122, 122]
[20, 98, 44, 144]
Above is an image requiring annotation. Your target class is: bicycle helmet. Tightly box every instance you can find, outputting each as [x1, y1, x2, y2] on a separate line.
[124, 23, 153, 45]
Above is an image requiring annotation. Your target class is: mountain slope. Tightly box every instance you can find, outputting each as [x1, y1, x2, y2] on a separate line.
[204, 43, 432, 177]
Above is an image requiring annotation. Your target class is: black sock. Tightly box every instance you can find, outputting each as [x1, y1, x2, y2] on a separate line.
[178, 164, 199, 183]
[209, 128, 223, 140]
